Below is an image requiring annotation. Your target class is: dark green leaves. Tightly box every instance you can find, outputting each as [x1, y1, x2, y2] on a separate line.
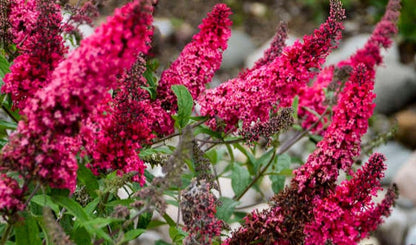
[172, 85, 193, 128]
[231, 164, 250, 197]
[15, 212, 42, 245]
[216, 197, 240, 222]
[0, 54, 10, 87]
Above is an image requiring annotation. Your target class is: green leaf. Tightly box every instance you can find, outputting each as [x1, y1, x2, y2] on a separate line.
[139, 147, 173, 158]
[155, 240, 171, 245]
[15, 212, 42, 245]
[172, 85, 193, 128]
[122, 229, 146, 243]
[270, 175, 285, 193]
[84, 197, 100, 215]
[231, 164, 250, 197]
[51, 195, 89, 222]
[169, 226, 187, 245]
[292, 95, 299, 121]
[31, 195, 60, 214]
[77, 164, 99, 198]
[194, 125, 222, 138]
[269, 154, 292, 194]
[82, 217, 122, 229]
[0, 120, 17, 130]
[253, 148, 275, 173]
[216, 197, 240, 222]
[137, 212, 152, 229]
[0, 54, 10, 87]
[71, 227, 91, 245]
[163, 213, 175, 227]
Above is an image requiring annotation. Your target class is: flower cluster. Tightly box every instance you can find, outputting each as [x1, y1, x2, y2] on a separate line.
[2, 0, 67, 110]
[0, 174, 24, 215]
[157, 3, 232, 112]
[240, 107, 294, 144]
[181, 179, 224, 245]
[297, 0, 400, 132]
[198, 0, 345, 131]
[304, 153, 397, 244]
[1, 0, 155, 194]
[225, 1, 400, 242]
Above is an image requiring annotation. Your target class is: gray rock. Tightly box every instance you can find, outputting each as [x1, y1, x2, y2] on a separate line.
[376, 207, 408, 245]
[374, 63, 416, 114]
[363, 141, 412, 185]
[153, 18, 174, 38]
[406, 224, 416, 245]
[221, 30, 255, 69]
[393, 151, 416, 205]
[245, 35, 297, 69]
[326, 34, 416, 115]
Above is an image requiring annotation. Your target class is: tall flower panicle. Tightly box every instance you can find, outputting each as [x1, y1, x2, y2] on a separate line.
[199, 0, 345, 131]
[225, 61, 391, 243]
[304, 154, 396, 244]
[1, 0, 154, 192]
[294, 64, 375, 193]
[82, 57, 166, 185]
[298, 0, 400, 132]
[181, 179, 224, 245]
[157, 3, 232, 111]
[2, 0, 67, 110]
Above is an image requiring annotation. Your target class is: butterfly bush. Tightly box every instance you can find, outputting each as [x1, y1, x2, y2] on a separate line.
[226, 0, 400, 243]
[157, 3, 232, 112]
[0, 0, 155, 194]
[2, 0, 67, 110]
[0, 0, 401, 244]
[198, 0, 344, 131]
[298, 0, 400, 133]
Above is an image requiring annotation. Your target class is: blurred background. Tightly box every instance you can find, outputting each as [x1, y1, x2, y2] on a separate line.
[74, 0, 416, 244]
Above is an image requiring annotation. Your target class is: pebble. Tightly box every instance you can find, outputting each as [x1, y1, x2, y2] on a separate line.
[221, 30, 255, 70]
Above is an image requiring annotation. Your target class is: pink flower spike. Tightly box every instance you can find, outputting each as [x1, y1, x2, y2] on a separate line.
[304, 153, 395, 244]
[1, 0, 155, 192]
[157, 3, 232, 112]
[3, 0, 67, 110]
[199, 0, 345, 131]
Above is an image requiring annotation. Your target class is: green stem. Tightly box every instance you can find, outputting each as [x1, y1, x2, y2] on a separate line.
[2, 105, 18, 123]
[0, 223, 12, 245]
[233, 109, 329, 201]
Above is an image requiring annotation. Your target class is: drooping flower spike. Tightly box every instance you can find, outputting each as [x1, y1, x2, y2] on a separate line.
[199, 0, 345, 131]
[157, 3, 232, 112]
[1, 0, 154, 192]
[297, 0, 400, 132]
[2, 0, 67, 110]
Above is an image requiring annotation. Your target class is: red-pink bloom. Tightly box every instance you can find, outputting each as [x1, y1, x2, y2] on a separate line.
[2, 0, 67, 110]
[1, 0, 154, 192]
[298, 0, 400, 132]
[157, 3, 232, 112]
[82, 57, 166, 185]
[199, 0, 344, 131]
[304, 153, 396, 244]
[294, 64, 375, 193]
[0, 174, 24, 214]
[225, 63, 389, 244]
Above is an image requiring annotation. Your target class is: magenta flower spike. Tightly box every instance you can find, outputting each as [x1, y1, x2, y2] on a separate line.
[157, 3, 232, 112]
[2, 0, 67, 110]
[1, 0, 154, 192]
[199, 0, 345, 132]
[304, 153, 396, 244]
[298, 0, 400, 132]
